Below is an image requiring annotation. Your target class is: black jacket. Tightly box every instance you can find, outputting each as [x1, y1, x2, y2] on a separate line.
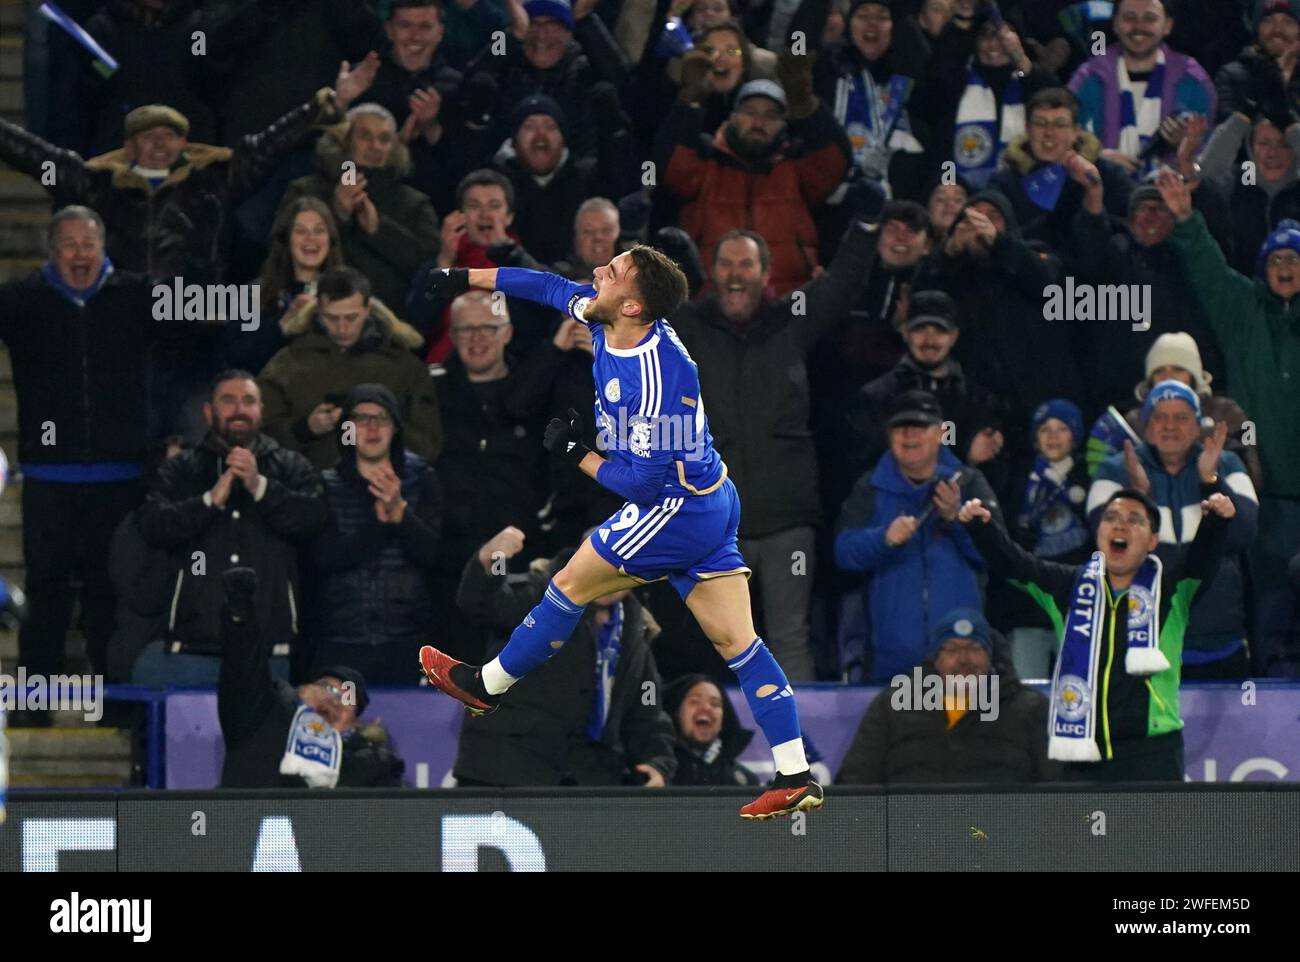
[137, 431, 327, 654]
[1072, 199, 1230, 409]
[669, 220, 879, 537]
[837, 637, 1060, 785]
[218, 608, 404, 788]
[662, 673, 759, 787]
[0, 270, 199, 466]
[309, 452, 441, 651]
[452, 550, 677, 786]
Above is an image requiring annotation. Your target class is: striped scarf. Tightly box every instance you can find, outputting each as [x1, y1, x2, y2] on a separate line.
[953, 66, 1024, 188]
[1117, 50, 1166, 175]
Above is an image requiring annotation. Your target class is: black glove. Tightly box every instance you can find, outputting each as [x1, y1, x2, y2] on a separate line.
[543, 407, 590, 466]
[423, 266, 470, 302]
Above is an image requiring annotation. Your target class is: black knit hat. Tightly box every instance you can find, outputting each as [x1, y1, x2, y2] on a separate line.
[338, 382, 405, 467]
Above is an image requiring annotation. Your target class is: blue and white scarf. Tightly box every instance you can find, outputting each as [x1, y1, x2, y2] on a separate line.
[1018, 456, 1088, 558]
[953, 66, 1024, 188]
[585, 602, 625, 742]
[1118, 49, 1166, 176]
[280, 704, 342, 788]
[40, 256, 114, 307]
[835, 71, 918, 182]
[1049, 551, 1165, 761]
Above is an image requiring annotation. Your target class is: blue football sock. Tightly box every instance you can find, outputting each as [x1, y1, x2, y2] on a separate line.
[495, 580, 586, 680]
[728, 639, 807, 775]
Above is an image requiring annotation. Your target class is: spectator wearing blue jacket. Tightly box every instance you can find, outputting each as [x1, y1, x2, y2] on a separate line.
[834, 390, 1003, 681]
[1087, 380, 1259, 679]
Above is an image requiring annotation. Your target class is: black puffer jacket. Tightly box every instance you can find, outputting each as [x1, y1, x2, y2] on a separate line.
[662, 673, 759, 787]
[309, 386, 442, 651]
[137, 431, 327, 653]
[452, 549, 676, 787]
[836, 635, 1061, 785]
[0, 90, 339, 283]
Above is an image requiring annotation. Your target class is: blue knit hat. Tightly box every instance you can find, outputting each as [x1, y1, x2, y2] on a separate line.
[524, 0, 575, 30]
[1255, 219, 1300, 276]
[930, 608, 992, 657]
[1031, 399, 1083, 447]
[1140, 379, 1201, 425]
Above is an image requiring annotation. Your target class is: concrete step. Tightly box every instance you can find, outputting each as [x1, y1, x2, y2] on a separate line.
[0, 78, 19, 114]
[0, 169, 48, 203]
[0, 0, 23, 31]
[0, 36, 20, 81]
[7, 729, 134, 787]
[0, 209, 45, 257]
[0, 382, 15, 435]
[0, 257, 40, 283]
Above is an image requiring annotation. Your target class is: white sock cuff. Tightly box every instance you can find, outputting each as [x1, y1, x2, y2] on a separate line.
[772, 737, 809, 777]
[481, 657, 517, 696]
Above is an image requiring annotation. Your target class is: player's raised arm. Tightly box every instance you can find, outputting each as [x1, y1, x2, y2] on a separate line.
[423, 266, 594, 319]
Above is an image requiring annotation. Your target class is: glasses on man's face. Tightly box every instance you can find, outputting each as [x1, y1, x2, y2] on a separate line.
[1030, 118, 1074, 131]
[453, 324, 507, 339]
[1268, 252, 1300, 269]
[351, 412, 391, 427]
[1101, 511, 1149, 527]
[700, 44, 743, 57]
[938, 639, 984, 658]
[316, 682, 343, 702]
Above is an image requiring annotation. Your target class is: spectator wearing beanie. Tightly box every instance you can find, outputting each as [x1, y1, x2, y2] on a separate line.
[1162, 174, 1300, 674]
[994, 399, 1093, 680]
[1085, 331, 1262, 491]
[837, 607, 1058, 785]
[1088, 380, 1259, 680]
[490, 93, 639, 265]
[306, 384, 442, 683]
[1073, 172, 1231, 413]
[1212, 0, 1300, 125]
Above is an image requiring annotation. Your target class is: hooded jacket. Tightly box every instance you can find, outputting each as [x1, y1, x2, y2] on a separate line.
[258, 296, 442, 470]
[136, 431, 327, 654]
[655, 98, 851, 295]
[452, 549, 677, 787]
[668, 220, 879, 537]
[280, 123, 442, 310]
[990, 129, 1134, 269]
[308, 385, 442, 652]
[834, 447, 1000, 681]
[1169, 210, 1300, 498]
[0, 90, 339, 283]
[837, 634, 1060, 785]
[662, 673, 759, 787]
[1090, 441, 1259, 657]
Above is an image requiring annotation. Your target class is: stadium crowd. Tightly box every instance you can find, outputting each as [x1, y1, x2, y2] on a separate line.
[2, 0, 1299, 788]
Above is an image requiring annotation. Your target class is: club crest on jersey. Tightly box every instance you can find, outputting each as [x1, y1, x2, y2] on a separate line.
[628, 415, 654, 458]
[568, 294, 589, 319]
[604, 378, 621, 402]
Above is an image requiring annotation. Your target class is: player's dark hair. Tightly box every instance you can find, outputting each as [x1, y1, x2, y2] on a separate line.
[714, 229, 771, 273]
[389, 0, 444, 18]
[317, 266, 372, 305]
[209, 368, 258, 401]
[1027, 87, 1081, 125]
[456, 168, 515, 213]
[629, 245, 689, 322]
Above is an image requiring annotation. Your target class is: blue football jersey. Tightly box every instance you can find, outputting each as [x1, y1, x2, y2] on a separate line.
[498, 269, 727, 500]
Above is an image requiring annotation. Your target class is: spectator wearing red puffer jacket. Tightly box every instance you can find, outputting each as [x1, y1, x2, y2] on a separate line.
[655, 55, 850, 295]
